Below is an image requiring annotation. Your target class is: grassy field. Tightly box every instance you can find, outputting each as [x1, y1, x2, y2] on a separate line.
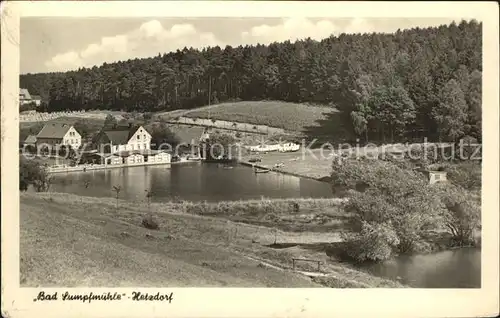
[158, 101, 338, 133]
[20, 192, 403, 287]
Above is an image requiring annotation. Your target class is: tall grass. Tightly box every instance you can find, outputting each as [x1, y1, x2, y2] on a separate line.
[177, 198, 346, 217]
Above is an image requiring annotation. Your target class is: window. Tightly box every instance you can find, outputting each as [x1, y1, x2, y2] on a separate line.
[137, 135, 140, 140]
[138, 144, 141, 150]
[144, 143, 147, 149]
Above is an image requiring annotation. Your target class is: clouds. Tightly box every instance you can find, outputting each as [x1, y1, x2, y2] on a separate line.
[45, 19, 224, 71]
[43, 17, 455, 72]
[242, 17, 338, 45]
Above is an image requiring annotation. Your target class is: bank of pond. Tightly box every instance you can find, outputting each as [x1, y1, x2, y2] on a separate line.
[45, 163, 480, 288]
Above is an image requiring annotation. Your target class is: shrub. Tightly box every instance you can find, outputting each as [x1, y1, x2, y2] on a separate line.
[19, 158, 52, 192]
[141, 214, 159, 230]
[336, 159, 445, 254]
[438, 184, 481, 246]
[342, 221, 400, 262]
[443, 162, 481, 190]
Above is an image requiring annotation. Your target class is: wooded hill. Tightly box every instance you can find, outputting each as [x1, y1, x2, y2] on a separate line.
[20, 20, 482, 143]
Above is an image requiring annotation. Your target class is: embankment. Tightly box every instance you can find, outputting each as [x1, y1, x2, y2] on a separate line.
[20, 192, 403, 287]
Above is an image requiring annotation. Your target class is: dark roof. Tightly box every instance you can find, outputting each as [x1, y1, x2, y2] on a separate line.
[169, 125, 205, 145]
[100, 125, 150, 145]
[31, 95, 42, 100]
[103, 130, 131, 145]
[24, 135, 37, 144]
[37, 123, 72, 139]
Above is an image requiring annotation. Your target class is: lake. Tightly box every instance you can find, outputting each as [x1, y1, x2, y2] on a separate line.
[360, 247, 481, 288]
[49, 162, 334, 202]
[48, 162, 481, 288]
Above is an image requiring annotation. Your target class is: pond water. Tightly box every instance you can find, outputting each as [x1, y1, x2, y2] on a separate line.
[47, 163, 481, 288]
[49, 162, 334, 202]
[359, 247, 481, 288]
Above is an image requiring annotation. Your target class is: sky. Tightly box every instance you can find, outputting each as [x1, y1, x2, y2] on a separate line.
[20, 17, 458, 74]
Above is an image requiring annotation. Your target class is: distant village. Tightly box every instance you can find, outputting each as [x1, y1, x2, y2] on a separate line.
[20, 87, 303, 174]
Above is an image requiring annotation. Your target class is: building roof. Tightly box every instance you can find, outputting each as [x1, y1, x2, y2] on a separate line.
[103, 130, 132, 145]
[100, 125, 148, 145]
[37, 123, 72, 139]
[20, 88, 31, 100]
[24, 135, 37, 144]
[31, 95, 42, 100]
[169, 125, 205, 145]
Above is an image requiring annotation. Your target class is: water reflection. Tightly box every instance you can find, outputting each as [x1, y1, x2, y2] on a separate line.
[360, 248, 481, 288]
[50, 163, 333, 202]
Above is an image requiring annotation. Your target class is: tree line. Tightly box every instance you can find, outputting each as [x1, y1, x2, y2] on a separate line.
[20, 20, 482, 143]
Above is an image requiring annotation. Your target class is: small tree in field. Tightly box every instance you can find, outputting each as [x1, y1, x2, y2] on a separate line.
[145, 189, 153, 215]
[112, 185, 121, 209]
[142, 189, 159, 230]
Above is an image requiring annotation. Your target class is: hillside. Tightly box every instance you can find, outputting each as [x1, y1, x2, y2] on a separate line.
[20, 20, 482, 143]
[20, 192, 403, 287]
[158, 101, 339, 133]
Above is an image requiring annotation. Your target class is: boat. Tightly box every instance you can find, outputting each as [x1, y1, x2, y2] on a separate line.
[203, 158, 238, 164]
[254, 168, 270, 174]
[186, 155, 202, 161]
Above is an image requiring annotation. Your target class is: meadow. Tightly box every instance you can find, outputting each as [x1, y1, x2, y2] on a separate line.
[159, 101, 338, 133]
[20, 192, 403, 287]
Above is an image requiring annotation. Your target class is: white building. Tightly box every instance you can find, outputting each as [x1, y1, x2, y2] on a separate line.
[148, 152, 171, 163]
[95, 125, 152, 154]
[278, 142, 300, 152]
[36, 123, 82, 150]
[126, 153, 144, 164]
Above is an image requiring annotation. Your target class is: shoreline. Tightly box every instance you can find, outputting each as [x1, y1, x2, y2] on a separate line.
[238, 159, 330, 183]
[46, 159, 196, 174]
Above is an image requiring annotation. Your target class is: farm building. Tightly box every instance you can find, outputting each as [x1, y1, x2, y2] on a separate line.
[147, 151, 171, 163]
[108, 155, 123, 165]
[94, 124, 152, 154]
[36, 123, 82, 150]
[23, 135, 37, 147]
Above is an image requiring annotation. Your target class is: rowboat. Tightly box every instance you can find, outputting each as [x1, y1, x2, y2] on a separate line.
[254, 168, 270, 174]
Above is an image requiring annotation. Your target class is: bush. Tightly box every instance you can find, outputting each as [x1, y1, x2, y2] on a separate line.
[141, 214, 159, 230]
[443, 162, 481, 190]
[19, 158, 52, 192]
[342, 222, 400, 262]
[336, 159, 445, 255]
[438, 184, 481, 246]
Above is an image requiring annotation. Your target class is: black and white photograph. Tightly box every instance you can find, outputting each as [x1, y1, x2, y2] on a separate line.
[1, 1, 499, 317]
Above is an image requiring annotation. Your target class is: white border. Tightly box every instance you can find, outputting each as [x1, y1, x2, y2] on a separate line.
[2, 2, 499, 317]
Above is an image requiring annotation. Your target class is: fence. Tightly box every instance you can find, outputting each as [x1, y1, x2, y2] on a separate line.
[19, 110, 124, 123]
[166, 116, 287, 135]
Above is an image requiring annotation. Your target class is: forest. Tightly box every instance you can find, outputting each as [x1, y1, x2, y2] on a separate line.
[20, 20, 482, 143]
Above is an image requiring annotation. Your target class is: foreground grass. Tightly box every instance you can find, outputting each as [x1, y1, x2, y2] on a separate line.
[20, 192, 403, 288]
[159, 101, 337, 132]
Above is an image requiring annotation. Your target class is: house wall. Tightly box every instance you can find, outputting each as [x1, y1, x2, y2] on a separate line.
[36, 138, 61, 151]
[429, 172, 447, 185]
[126, 154, 144, 164]
[110, 157, 123, 165]
[127, 126, 151, 151]
[62, 126, 82, 149]
[153, 152, 171, 163]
